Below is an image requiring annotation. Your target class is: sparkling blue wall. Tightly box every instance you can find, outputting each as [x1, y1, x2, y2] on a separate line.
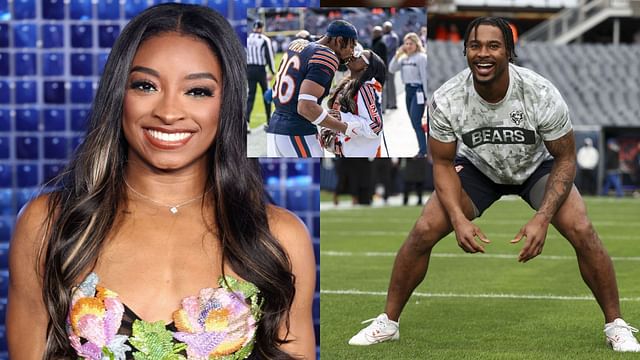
[0, 0, 320, 357]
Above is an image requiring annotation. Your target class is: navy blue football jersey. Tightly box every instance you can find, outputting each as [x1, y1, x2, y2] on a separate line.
[268, 39, 339, 136]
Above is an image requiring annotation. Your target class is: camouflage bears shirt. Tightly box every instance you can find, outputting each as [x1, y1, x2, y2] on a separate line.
[429, 63, 572, 185]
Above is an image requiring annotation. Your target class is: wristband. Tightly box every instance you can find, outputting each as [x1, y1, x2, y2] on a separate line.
[298, 94, 318, 102]
[312, 109, 328, 125]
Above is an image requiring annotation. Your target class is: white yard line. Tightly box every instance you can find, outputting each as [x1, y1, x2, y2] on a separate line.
[321, 251, 640, 261]
[321, 217, 640, 227]
[321, 195, 640, 211]
[321, 289, 640, 302]
[321, 230, 638, 240]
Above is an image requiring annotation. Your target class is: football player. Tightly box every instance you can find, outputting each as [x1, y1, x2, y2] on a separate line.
[266, 20, 363, 157]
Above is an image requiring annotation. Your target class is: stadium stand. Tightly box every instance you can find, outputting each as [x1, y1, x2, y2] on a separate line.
[427, 41, 640, 127]
[259, 8, 426, 55]
[521, 0, 640, 44]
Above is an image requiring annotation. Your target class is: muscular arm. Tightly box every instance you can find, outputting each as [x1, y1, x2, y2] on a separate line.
[430, 137, 489, 253]
[430, 138, 466, 224]
[511, 131, 576, 262]
[297, 80, 347, 134]
[537, 131, 577, 221]
[268, 206, 316, 359]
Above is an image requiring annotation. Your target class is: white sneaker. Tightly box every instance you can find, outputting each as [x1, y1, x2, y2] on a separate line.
[348, 313, 399, 346]
[604, 318, 640, 352]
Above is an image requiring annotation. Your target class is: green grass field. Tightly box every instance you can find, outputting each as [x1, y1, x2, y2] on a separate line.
[248, 53, 283, 130]
[320, 196, 640, 359]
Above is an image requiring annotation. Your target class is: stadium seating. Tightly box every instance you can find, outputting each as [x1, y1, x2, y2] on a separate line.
[427, 40, 640, 127]
[298, 8, 426, 51]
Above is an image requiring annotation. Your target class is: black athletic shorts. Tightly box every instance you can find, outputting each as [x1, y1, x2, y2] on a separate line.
[454, 156, 554, 216]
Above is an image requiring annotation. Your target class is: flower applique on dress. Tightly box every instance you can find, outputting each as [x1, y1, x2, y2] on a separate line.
[172, 276, 262, 360]
[67, 273, 132, 360]
[67, 273, 262, 360]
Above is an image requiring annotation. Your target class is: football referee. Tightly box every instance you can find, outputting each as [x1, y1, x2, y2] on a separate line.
[247, 20, 275, 131]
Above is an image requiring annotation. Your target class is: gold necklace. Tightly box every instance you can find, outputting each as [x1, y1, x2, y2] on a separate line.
[124, 179, 209, 214]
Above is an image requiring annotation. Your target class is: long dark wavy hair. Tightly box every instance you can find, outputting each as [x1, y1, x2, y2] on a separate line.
[330, 51, 386, 113]
[39, 4, 295, 359]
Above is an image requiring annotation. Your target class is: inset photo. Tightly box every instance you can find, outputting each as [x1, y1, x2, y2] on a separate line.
[247, 7, 428, 158]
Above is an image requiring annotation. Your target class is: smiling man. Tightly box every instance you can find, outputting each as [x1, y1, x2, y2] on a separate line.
[348, 17, 640, 352]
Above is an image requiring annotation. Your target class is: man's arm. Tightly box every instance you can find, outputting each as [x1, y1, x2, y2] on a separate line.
[538, 130, 577, 220]
[297, 79, 349, 134]
[430, 137, 490, 253]
[511, 130, 576, 262]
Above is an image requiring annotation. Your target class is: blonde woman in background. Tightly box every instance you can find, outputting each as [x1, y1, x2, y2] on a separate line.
[389, 32, 428, 157]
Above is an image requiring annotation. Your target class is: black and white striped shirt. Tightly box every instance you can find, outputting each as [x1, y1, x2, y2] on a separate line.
[247, 32, 275, 74]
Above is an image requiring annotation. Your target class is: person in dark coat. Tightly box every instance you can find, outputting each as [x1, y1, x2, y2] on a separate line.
[371, 26, 388, 112]
[371, 26, 388, 66]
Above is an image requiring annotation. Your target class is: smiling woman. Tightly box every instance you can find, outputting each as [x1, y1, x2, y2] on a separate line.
[123, 33, 222, 171]
[6, 4, 315, 360]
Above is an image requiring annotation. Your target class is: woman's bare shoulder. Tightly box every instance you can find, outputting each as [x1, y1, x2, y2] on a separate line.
[266, 205, 312, 252]
[11, 193, 54, 264]
[16, 193, 53, 235]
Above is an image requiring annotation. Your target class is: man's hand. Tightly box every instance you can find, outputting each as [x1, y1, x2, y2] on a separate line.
[453, 218, 490, 253]
[510, 214, 550, 262]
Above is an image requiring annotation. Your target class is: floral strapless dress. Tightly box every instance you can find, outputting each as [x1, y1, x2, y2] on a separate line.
[66, 273, 262, 360]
